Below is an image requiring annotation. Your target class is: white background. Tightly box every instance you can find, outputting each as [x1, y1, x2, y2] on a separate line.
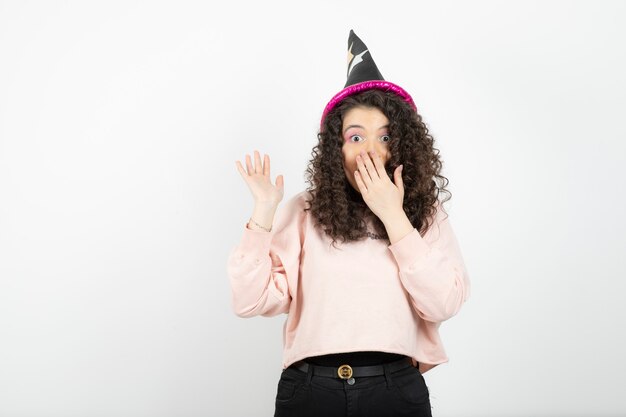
[1, 1, 625, 416]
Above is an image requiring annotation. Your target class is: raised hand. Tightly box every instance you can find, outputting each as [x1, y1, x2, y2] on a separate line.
[235, 150, 284, 207]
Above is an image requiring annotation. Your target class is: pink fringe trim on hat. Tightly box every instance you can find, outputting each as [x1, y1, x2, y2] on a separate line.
[320, 81, 417, 128]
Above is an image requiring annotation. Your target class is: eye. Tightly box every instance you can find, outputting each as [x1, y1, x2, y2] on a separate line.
[380, 135, 391, 142]
[350, 135, 364, 143]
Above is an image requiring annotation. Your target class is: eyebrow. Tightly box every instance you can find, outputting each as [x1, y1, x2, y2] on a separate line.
[343, 124, 389, 134]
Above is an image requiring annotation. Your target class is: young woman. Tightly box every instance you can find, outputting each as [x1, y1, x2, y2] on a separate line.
[228, 31, 470, 417]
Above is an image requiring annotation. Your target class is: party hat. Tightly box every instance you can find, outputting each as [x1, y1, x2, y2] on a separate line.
[321, 30, 417, 127]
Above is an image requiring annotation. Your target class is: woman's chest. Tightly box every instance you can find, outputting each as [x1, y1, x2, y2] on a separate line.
[299, 228, 404, 297]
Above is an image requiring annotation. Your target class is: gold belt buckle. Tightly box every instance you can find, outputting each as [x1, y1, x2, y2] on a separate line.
[337, 364, 353, 379]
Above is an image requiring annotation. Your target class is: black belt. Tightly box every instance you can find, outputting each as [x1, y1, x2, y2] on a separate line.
[290, 357, 413, 380]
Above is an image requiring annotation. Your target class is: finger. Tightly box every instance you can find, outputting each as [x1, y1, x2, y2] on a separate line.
[245, 154, 254, 175]
[356, 154, 373, 186]
[254, 150, 263, 174]
[371, 151, 388, 180]
[264, 154, 270, 177]
[354, 170, 368, 194]
[361, 151, 380, 180]
[276, 174, 284, 190]
[235, 160, 248, 178]
[394, 165, 404, 192]
[236, 161, 256, 190]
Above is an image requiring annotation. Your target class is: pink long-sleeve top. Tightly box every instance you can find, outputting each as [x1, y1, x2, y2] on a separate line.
[227, 190, 470, 374]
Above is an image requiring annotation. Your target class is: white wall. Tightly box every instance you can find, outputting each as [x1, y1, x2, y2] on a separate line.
[1, 1, 625, 416]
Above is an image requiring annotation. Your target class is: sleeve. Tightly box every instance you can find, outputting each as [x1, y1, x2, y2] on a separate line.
[387, 203, 471, 323]
[226, 193, 306, 318]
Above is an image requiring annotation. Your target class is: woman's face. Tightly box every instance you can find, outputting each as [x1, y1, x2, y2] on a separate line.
[341, 105, 391, 193]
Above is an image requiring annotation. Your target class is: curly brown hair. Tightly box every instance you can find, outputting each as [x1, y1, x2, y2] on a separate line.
[304, 89, 451, 246]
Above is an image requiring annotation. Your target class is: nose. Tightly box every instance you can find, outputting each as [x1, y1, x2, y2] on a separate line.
[364, 138, 379, 153]
[363, 137, 386, 159]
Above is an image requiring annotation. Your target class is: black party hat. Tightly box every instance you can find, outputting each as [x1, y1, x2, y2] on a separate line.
[344, 29, 384, 87]
[321, 30, 416, 128]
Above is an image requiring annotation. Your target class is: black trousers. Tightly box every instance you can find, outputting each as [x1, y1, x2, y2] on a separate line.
[274, 355, 432, 417]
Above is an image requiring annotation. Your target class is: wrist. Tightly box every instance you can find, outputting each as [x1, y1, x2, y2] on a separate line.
[254, 202, 278, 210]
[380, 207, 408, 226]
[249, 203, 278, 232]
[381, 208, 414, 245]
